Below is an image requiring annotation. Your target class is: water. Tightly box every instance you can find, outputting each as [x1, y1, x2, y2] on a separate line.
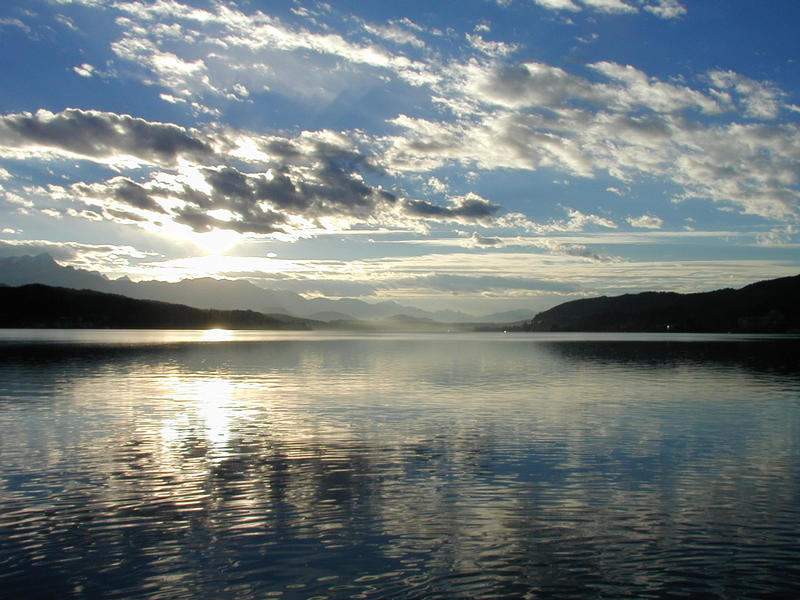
[1, 330, 799, 599]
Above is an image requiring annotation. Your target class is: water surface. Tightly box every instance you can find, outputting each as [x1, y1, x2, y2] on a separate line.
[1, 331, 799, 598]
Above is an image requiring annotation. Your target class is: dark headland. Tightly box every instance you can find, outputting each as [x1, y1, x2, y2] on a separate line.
[0, 284, 316, 330]
[518, 274, 800, 333]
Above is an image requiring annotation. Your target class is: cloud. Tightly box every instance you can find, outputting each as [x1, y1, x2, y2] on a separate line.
[579, 0, 636, 14]
[589, 62, 720, 114]
[708, 70, 782, 119]
[109, 0, 438, 108]
[70, 177, 169, 215]
[73, 63, 95, 78]
[381, 56, 799, 221]
[363, 20, 426, 48]
[514, 0, 682, 17]
[756, 225, 798, 247]
[466, 34, 519, 58]
[627, 214, 664, 229]
[525, 0, 638, 15]
[467, 232, 504, 247]
[532, 237, 619, 262]
[531, 0, 581, 11]
[0, 239, 155, 268]
[0, 17, 31, 34]
[643, 0, 686, 19]
[401, 193, 500, 223]
[43, 126, 507, 240]
[0, 108, 214, 167]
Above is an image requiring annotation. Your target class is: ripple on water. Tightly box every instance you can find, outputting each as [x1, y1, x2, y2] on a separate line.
[1, 334, 800, 598]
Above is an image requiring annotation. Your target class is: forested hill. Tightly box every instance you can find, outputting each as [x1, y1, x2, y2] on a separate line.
[0, 284, 316, 330]
[526, 274, 800, 333]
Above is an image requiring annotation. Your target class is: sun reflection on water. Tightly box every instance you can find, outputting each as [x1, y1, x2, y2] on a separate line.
[160, 376, 246, 462]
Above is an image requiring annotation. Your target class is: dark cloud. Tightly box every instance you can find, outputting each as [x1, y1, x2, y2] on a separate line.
[265, 139, 302, 158]
[105, 208, 148, 222]
[171, 161, 399, 234]
[558, 243, 615, 262]
[203, 166, 252, 201]
[173, 205, 287, 235]
[71, 177, 168, 214]
[0, 108, 213, 166]
[38, 118, 508, 234]
[253, 169, 307, 211]
[469, 232, 503, 246]
[113, 178, 168, 214]
[402, 194, 499, 221]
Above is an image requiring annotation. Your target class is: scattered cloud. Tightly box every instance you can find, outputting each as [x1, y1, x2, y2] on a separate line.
[756, 225, 798, 247]
[515, 0, 681, 18]
[708, 70, 783, 119]
[627, 214, 664, 229]
[466, 33, 519, 58]
[643, 0, 686, 19]
[0, 17, 31, 34]
[73, 63, 95, 78]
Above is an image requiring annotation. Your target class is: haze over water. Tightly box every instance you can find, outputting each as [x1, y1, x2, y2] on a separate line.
[1, 331, 799, 599]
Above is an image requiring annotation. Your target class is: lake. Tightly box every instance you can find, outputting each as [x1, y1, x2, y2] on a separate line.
[1, 330, 799, 599]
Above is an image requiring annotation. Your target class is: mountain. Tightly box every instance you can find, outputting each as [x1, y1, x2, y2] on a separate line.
[0, 284, 317, 330]
[0, 253, 479, 322]
[0, 253, 113, 290]
[524, 275, 800, 333]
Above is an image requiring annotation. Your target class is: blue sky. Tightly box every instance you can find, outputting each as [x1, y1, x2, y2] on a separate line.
[1, 0, 799, 314]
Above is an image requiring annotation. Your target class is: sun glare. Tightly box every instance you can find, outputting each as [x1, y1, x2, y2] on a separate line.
[202, 328, 233, 342]
[197, 228, 241, 254]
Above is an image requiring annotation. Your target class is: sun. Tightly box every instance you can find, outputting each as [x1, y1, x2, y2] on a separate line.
[196, 228, 242, 255]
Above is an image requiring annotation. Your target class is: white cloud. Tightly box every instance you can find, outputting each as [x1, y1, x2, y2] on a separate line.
[708, 70, 782, 119]
[532, 0, 581, 11]
[643, 0, 686, 19]
[0, 18, 31, 34]
[73, 63, 95, 78]
[110, 0, 439, 108]
[590, 61, 720, 114]
[580, 0, 636, 14]
[466, 33, 519, 58]
[627, 214, 664, 229]
[378, 52, 799, 222]
[756, 225, 797, 247]
[364, 21, 426, 48]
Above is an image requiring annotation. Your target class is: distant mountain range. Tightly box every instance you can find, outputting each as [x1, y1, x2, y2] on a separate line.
[0, 254, 534, 324]
[522, 274, 800, 333]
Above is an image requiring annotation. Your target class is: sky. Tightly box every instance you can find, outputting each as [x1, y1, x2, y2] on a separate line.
[1, 0, 799, 315]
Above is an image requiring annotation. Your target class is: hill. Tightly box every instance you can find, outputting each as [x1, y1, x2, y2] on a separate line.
[0, 284, 317, 330]
[525, 275, 800, 333]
